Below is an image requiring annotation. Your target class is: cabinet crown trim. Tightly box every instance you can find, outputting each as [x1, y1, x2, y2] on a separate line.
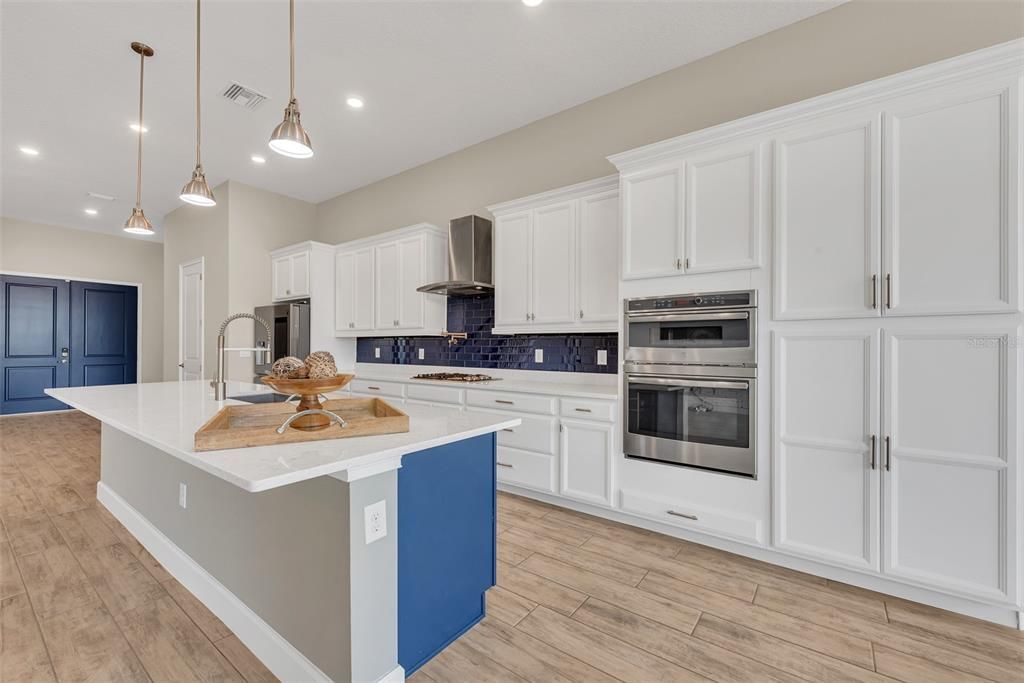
[270, 240, 334, 257]
[487, 175, 618, 216]
[608, 38, 1024, 172]
[332, 222, 444, 252]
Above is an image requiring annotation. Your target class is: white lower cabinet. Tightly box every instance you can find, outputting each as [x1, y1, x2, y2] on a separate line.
[495, 447, 556, 494]
[559, 418, 613, 506]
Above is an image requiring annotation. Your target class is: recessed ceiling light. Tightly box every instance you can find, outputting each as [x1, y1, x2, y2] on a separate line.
[84, 208, 98, 216]
[522, 0, 543, 6]
[129, 122, 149, 133]
[251, 154, 267, 164]
[346, 96, 364, 110]
[19, 146, 40, 156]
[87, 191, 116, 202]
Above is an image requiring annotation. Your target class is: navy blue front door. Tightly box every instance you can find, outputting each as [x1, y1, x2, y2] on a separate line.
[1, 275, 138, 414]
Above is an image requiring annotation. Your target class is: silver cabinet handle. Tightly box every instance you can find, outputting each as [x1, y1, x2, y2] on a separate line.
[869, 434, 877, 470]
[684, 257, 690, 269]
[501, 428, 515, 433]
[574, 408, 592, 413]
[497, 462, 514, 469]
[667, 510, 697, 521]
[367, 386, 381, 391]
[871, 274, 878, 310]
[885, 273, 892, 309]
[579, 310, 584, 319]
[885, 435, 891, 471]
[495, 399, 514, 405]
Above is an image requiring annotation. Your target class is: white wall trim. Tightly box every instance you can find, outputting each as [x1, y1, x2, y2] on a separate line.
[608, 38, 1024, 172]
[486, 174, 619, 216]
[96, 482, 334, 683]
[330, 222, 445, 252]
[376, 665, 406, 683]
[177, 257, 205, 381]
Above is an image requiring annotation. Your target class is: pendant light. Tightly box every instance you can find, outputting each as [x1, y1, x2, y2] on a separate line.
[179, 0, 216, 206]
[124, 42, 155, 235]
[268, 0, 313, 158]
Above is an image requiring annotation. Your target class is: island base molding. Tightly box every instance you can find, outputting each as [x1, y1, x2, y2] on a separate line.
[97, 482, 339, 683]
[498, 483, 1023, 629]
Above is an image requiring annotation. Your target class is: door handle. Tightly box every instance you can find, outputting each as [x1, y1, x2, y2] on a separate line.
[177, 363, 185, 368]
[667, 510, 698, 521]
[869, 434, 876, 469]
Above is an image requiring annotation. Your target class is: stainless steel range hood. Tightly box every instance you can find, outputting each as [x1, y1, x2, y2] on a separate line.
[417, 215, 493, 296]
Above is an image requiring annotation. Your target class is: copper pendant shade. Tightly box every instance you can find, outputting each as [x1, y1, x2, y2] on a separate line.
[123, 42, 156, 235]
[179, 0, 216, 206]
[269, 0, 313, 159]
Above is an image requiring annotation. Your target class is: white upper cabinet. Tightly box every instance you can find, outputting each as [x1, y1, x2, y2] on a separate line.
[621, 165, 683, 279]
[685, 143, 764, 274]
[489, 176, 619, 334]
[334, 223, 446, 337]
[577, 190, 620, 323]
[774, 114, 881, 320]
[272, 248, 311, 301]
[883, 79, 1020, 316]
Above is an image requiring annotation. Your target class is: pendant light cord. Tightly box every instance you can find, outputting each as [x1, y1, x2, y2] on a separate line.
[136, 49, 145, 209]
[195, 0, 202, 168]
[289, 0, 295, 103]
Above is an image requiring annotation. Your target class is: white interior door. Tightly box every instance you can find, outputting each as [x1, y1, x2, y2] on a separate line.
[774, 113, 881, 320]
[577, 190, 620, 322]
[882, 328, 1019, 603]
[772, 329, 880, 571]
[531, 201, 576, 325]
[883, 80, 1019, 316]
[179, 258, 204, 380]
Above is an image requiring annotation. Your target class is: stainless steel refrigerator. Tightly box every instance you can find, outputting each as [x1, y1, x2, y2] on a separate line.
[254, 301, 310, 379]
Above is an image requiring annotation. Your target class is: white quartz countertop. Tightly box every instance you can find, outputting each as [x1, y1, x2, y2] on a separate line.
[47, 380, 520, 493]
[351, 365, 619, 400]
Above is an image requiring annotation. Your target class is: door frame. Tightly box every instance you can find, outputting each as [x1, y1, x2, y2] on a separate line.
[0, 270, 144, 384]
[178, 257, 205, 381]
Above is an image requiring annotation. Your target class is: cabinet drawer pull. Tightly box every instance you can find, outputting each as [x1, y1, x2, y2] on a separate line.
[885, 273, 892, 309]
[367, 386, 381, 391]
[666, 510, 697, 521]
[675, 258, 682, 270]
[869, 434, 877, 470]
[502, 428, 515, 433]
[496, 462, 514, 469]
[495, 399, 514, 405]
[885, 435, 891, 471]
[871, 274, 878, 310]
[574, 408, 592, 413]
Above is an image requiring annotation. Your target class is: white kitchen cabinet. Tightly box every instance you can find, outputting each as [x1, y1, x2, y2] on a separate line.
[334, 247, 374, 335]
[489, 176, 618, 333]
[397, 236, 427, 329]
[882, 328, 1019, 603]
[774, 113, 882, 320]
[772, 329, 881, 572]
[272, 248, 311, 301]
[883, 79, 1020, 316]
[577, 190, 620, 323]
[374, 242, 400, 330]
[621, 165, 683, 280]
[560, 418, 613, 507]
[685, 143, 764, 274]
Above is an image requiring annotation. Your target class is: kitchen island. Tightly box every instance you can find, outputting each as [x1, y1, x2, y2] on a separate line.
[47, 380, 520, 683]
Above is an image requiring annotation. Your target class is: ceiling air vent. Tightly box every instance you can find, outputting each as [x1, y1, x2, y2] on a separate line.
[220, 82, 267, 110]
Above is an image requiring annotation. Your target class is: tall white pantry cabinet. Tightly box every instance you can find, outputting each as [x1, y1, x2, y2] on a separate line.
[609, 40, 1024, 626]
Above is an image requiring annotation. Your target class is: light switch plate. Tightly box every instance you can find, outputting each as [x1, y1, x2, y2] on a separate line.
[418, 348, 425, 360]
[534, 349, 543, 363]
[178, 482, 187, 509]
[597, 349, 608, 366]
[364, 500, 387, 544]
[374, 347, 381, 359]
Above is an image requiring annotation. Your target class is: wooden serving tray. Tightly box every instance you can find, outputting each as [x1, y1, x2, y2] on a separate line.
[194, 397, 409, 452]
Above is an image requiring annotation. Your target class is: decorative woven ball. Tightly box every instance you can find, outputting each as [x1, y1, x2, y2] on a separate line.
[304, 351, 337, 379]
[271, 356, 307, 379]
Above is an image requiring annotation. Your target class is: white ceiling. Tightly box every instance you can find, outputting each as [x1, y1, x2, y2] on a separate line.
[1, 0, 842, 242]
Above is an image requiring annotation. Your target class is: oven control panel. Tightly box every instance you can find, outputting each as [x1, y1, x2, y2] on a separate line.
[626, 289, 755, 313]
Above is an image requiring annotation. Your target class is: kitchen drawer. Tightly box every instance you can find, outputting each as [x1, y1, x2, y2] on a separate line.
[349, 379, 406, 398]
[619, 488, 764, 545]
[560, 397, 615, 422]
[406, 398, 464, 412]
[467, 408, 557, 455]
[467, 390, 555, 415]
[496, 447, 556, 493]
[406, 383, 465, 406]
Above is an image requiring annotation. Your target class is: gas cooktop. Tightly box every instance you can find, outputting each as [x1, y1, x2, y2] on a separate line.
[411, 372, 499, 383]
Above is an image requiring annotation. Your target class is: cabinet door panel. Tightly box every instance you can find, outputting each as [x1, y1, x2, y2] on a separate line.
[774, 115, 881, 320]
[290, 251, 310, 297]
[375, 243, 399, 330]
[397, 237, 425, 329]
[578, 191, 620, 322]
[494, 212, 532, 327]
[532, 202, 575, 324]
[686, 145, 762, 273]
[353, 248, 375, 331]
[272, 256, 291, 300]
[772, 330, 880, 571]
[622, 166, 682, 279]
[560, 419, 613, 507]
[883, 329, 1018, 602]
[884, 81, 1019, 315]
[334, 251, 356, 333]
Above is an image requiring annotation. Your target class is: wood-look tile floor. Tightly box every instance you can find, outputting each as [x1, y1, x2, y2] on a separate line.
[4, 412, 1022, 683]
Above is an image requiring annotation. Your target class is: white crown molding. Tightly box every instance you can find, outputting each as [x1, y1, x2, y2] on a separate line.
[269, 240, 336, 257]
[608, 38, 1024, 173]
[486, 174, 618, 216]
[333, 222, 444, 252]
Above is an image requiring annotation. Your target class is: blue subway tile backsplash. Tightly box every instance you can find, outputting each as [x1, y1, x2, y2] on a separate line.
[356, 294, 617, 374]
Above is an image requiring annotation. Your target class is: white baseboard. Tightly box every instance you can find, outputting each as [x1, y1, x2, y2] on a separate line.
[97, 482, 336, 683]
[376, 665, 405, 683]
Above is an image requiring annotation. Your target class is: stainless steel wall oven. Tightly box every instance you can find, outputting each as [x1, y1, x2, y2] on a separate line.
[624, 291, 757, 478]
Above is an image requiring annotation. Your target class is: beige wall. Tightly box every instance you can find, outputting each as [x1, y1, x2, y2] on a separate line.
[0, 217, 164, 383]
[162, 181, 316, 381]
[314, 0, 1024, 242]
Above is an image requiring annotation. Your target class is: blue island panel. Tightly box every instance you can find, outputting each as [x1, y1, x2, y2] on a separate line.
[397, 433, 497, 674]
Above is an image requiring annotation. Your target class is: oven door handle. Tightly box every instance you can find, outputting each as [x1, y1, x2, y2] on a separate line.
[626, 375, 750, 391]
[625, 311, 750, 323]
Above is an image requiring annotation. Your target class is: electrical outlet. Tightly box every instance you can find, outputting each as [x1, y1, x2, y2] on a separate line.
[418, 348, 425, 360]
[534, 348, 543, 363]
[364, 500, 387, 544]
[374, 347, 381, 359]
[178, 482, 187, 509]
[597, 349, 608, 366]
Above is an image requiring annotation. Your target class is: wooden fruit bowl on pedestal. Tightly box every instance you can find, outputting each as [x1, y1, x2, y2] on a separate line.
[260, 374, 355, 431]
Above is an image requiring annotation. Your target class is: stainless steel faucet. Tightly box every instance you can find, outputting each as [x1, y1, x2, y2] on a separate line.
[212, 313, 272, 401]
